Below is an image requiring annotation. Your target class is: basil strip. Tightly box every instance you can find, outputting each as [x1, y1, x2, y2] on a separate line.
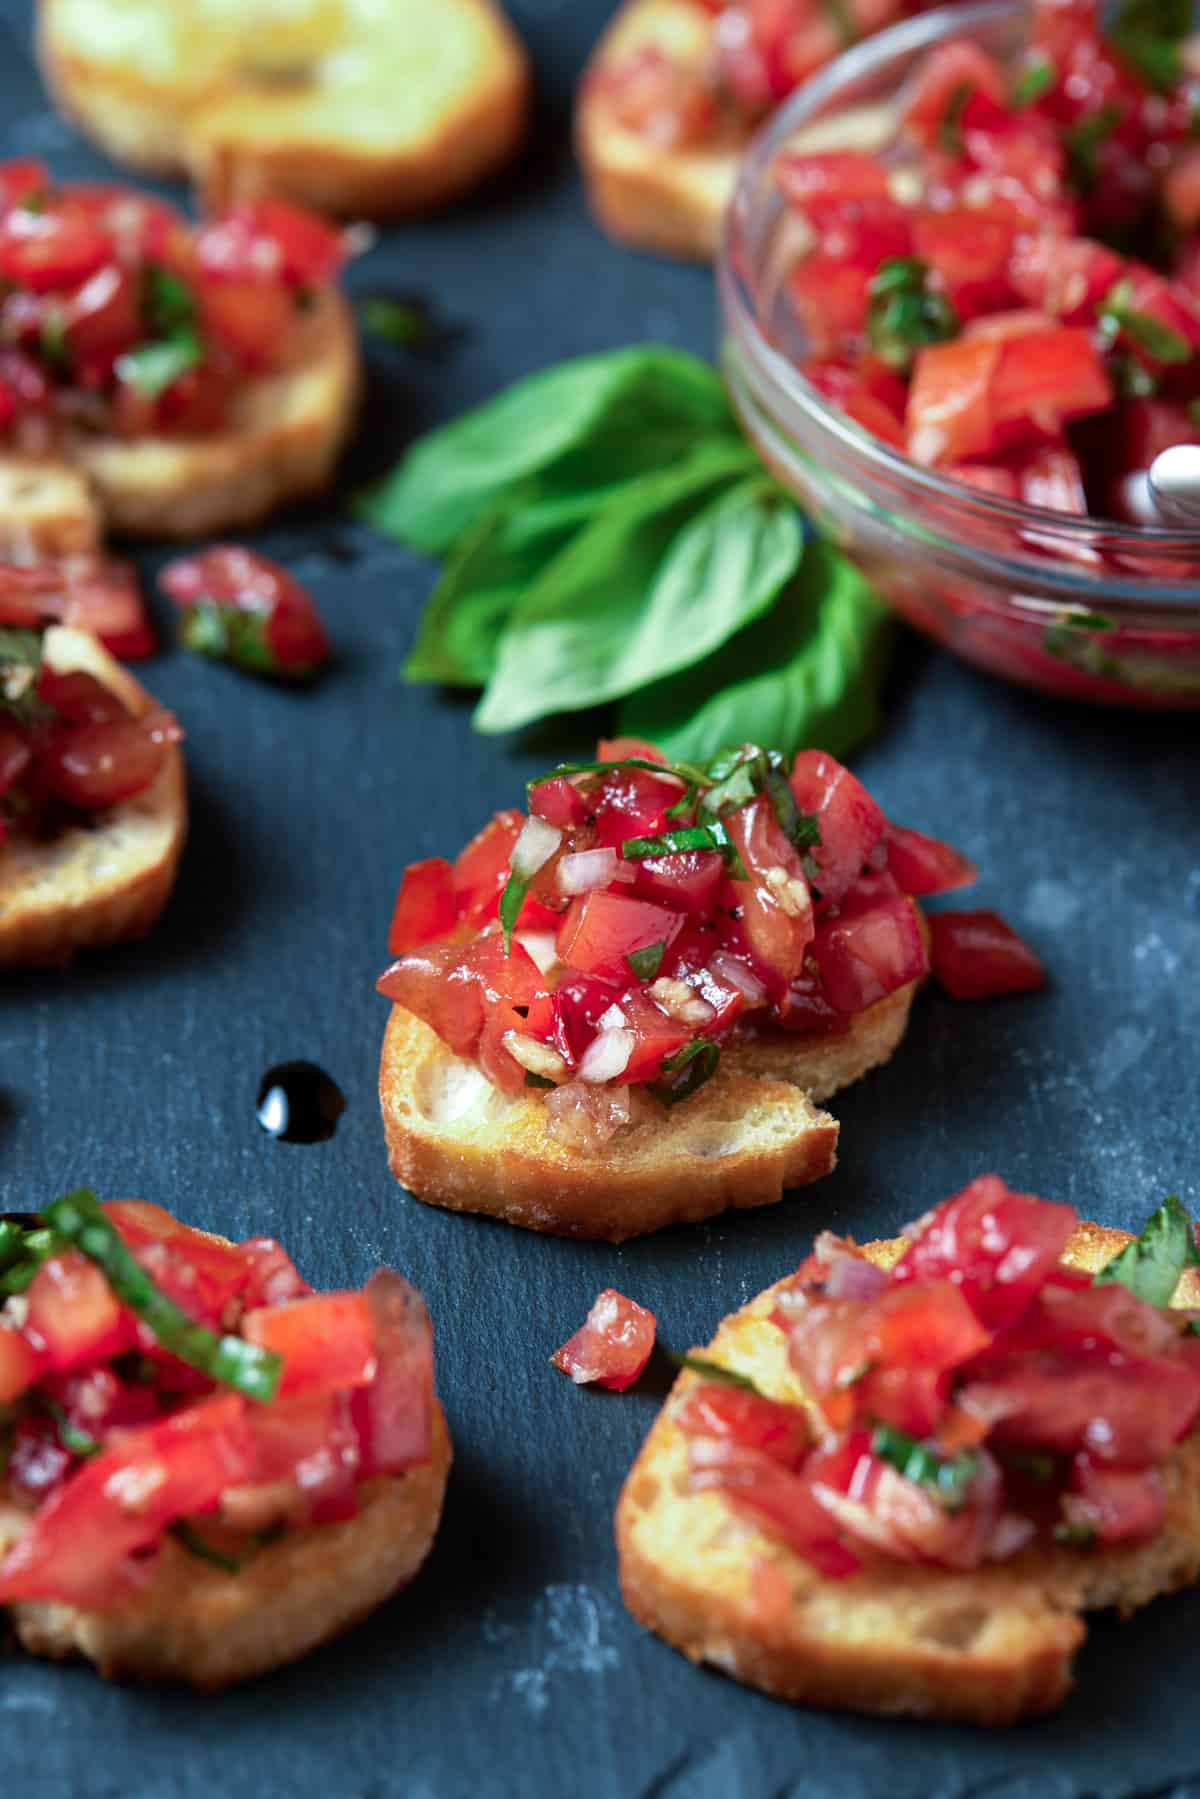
[497, 869, 527, 955]
[1011, 57, 1055, 106]
[672, 1352, 763, 1393]
[526, 755, 706, 797]
[866, 258, 959, 374]
[1095, 1193, 1199, 1309]
[169, 1520, 246, 1575]
[115, 333, 202, 399]
[43, 1189, 282, 1403]
[40, 1397, 101, 1460]
[0, 1227, 61, 1295]
[1106, 0, 1190, 91]
[656, 1037, 720, 1107]
[938, 81, 972, 157]
[622, 819, 748, 880]
[699, 746, 821, 855]
[0, 627, 47, 722]
[1099, 280, 1192, 365]
[870, 1424, 979, 1512]
[0, 1220, 27, 1273]
[626, 940, 666, 982]
[1054, 1520, 1097, 1548]
[144, 264, 197, 336]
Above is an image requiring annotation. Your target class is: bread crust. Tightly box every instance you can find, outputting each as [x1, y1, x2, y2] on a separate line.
[576, 0, 744, 261]
[0, 626, 187, 967]
[0, 1403, 451, 1688]
[378, 979, 917, 1240]
[617, 1225, 1200, 1725]
[37, 0, 530, 219]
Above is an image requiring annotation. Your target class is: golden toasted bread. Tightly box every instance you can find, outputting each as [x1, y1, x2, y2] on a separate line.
[0, 459, 102, 558]
[577, 0, 744, 261]
[617, 1225, 1200, 1726]
[0, 626, 187, 968]
[378, 979, 918, 1240]
[37, 0, 531, 218]
[0, 1403, 451, 1687]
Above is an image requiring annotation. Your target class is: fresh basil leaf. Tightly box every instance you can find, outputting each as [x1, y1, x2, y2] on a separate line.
[672, 1352, 763, 1392]
[1095, 1193, 1199, 1308]
[0, 1220, 27, 1272]
[1065, 105, 1121, 190]
[622, 820, 748, 879]
[656, 1038, 720, 1106]
[359, 346, 740, 556]
[867, 258, 958, 373]
[116, 331, 201, 398]
[1107, 0, 1190, 91]
[498, 868, 527, 954]
[621, 541, 890, 766]
[870, 1424, 978, 1512]
[938, 81, 972, 157]
[527, 755, 706, 794]
[474, 456, 797, 733]
[1011, 56, 1055, 106]
[0, 626, 46, 720]
[1099, 279, 1192, 364]
[144, 265, 196, 336]
[626, 940, 666, 981]
[170, 1520, 246, 1574]
[1054, 1519, 1098, 1548]
[39, 1397, 101, 1459]
[357, 293, 460, 353]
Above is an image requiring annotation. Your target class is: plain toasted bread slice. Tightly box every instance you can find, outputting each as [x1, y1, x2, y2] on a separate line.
[0, 626, 187, 967]
[577, 0, 745, 261]
[0, 458, 102, 558]
[617, 1224, 1200, 1726]
[378, 978, 917, 1240]
[0, 1402, 451, 1687]
[37, 0, 531, 219]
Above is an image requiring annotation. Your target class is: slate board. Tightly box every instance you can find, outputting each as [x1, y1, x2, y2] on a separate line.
[2, 3, 1200, 1795]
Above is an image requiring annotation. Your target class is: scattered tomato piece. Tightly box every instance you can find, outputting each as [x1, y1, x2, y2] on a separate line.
[929, 909, 1046, 999]
[552, 1289, 656, 1390]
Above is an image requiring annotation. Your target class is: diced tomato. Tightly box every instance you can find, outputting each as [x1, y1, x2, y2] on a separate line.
[902, 40, 1007, 150]
[776, 150, 892, 214]
[556, 892, 684, 982]
[238, 1236, 312, 1309]
[23, 1252, 134, 1372]
[388, 857, 457, 955]
[805, 1432, 1000, 1569]
[452, 810, 523, 928]
[0, 205, 110, 293]
[674, 1380, 811, 1466]
[723, 795, 814, 987]
[529, 775, 588, 829]
[0, 1322, 39, 1402]
[592, 764, 684, 849]
[160, 547, 329, 678]
[810, 892, 927, 1014]
[195, 200, 344, 290]
[806, 357, 909, 448]
[0, 1394, 255, 1608]
[689, 1438, 860, 1578]
[0, 159, 49, 214]
[595, 736, 666, 764]
[543, 973, 622, 1066]
[1018, 443, 1088, 514]
[789, 255, 873, 355]
[552, 1288, 656, 1391]
[1165, 145, 1200, 234]
[62, 559, 155, 661]
[788, 750, 886, 902]
[1063, 1456, 1166, 1543]
[39, 716, 168, 811]
[243, 1293, 376, 1398]
[963, 1352, 1200, 1468]
[633, 848, 725, 915]
[234, 1390, 360, 1526]
[597, 43, 719, 147]
[351, 1271, 434, 1477]
[912, 206, 1018, 317]
[201, 278, 297, 369]
[1009, 235, 1124, 323]
[614, 984, 691, 1081]
[929, 909, 1045, 1000]
[883, 822, 976, 894]
[892, 1175, 1076, 1327]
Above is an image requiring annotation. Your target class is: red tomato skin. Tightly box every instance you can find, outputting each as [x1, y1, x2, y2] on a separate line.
[351, 1271, 434, 1477]
[39, 717, 167, 811]
[688, 1438, 861, 1578]
[902, 40, 1007, 149]
[674, 1381, 811, 1466]
[0, 1322, 40, 1403]
[912, 207, 1018, 317]
[789, 750, 885, 903]
[929, 909, 1045, 1000]
[243, 1293, 377, 1398]
[592, 765, 684, 849]
[1065, 1456, 1166, 1544]
[160, 547, 329, 676]
[892, 1175, 1076, 1327]
[452, 811, 523, 929]
[529, 776, 588, 829]
[23, 1252, 135, 1372]
[633, 848, 725, 914]
[723, 795, 814, 987]
[777, 150, 891, 213]
[810, 893, 927, 1014]
[552, 1289, 656, 1391]
[883, 823, 977, 894]
[556, 892, 684, 982]
[388, 858, 457, 955]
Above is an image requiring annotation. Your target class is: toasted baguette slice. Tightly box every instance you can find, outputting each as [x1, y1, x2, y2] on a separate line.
[617, 1224, 1200, 1726]
[0, 626, 186, 967]
[0, 458, 102, 557]
[577, 0, 745, 261]
[37, 0, 531, 219]
[0, 1403, 451, 1687]
[378, 978, 917, 1240]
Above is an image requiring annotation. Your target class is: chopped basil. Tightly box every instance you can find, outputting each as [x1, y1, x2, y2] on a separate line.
[870, 1424, 979, 1511]
[43, 1189, 282, 1403]
[866, 258, 958, 374]
[1043, 610, 1120, 680]
[144, 265, 197, 337]
[656, 1037, 720, 1107]
[0, 627, 47, 722]
[116, 332, 202, 399]
[39, 1397, 101, 1460]
[1054, 1519, 1098, 1548]
[626, 940, 666, 981]
[938, 81, 972, 157]
[356, 293, 465, 358]
[178, 599, 322, 683]
[672, 1352, 763, 1392]
[0, 1220, 26, 1273]
[1111, 352, 1160, 399]
[819, 0, 856, 50]
[1099, 280, 1192, 365]
[1011, 57, 1055, 107]
[1095, 1192, 1199, 1309]
[527, 755, 706, 796]
[621, 820, 748, 879]
[38, 307, 70, 373]
[169, 1520, 246, 1575]
[0, 1226, 61, 1295]
[497, 867, 527, 955]
[664, 783, 698, 822]
[700, 745, 821, 856]
[1106, 0, 1190, 92]
[1064, 105, 1121, 192]
[524, 1070, 556, 1090]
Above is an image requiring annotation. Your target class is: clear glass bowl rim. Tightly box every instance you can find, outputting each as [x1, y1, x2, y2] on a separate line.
[719, 0, 1200, 608]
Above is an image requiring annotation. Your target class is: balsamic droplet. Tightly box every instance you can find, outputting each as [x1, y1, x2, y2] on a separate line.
[256, 1062, 346, 1144]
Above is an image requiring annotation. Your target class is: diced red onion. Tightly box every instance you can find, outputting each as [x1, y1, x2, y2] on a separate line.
[511, 814, 562, 881]
[815, 1234, 889, 1301]
[596, 1003, 628, 1031]
[578, 1027, 634, 1083]
[557, 847, 621, 895]
[515, 930, 558, 975]
[708, 950, 767, 1007]
[988, 1513, 1037, 1561]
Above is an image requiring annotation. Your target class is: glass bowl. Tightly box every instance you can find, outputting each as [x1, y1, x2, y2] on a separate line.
[719, 0, 1200, 708]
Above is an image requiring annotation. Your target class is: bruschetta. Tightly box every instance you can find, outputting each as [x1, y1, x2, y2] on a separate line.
[617, 1180, 1200, 1724]
[0, 1190, 450, 1686]
[0, 624, 186, 967]
[377, 740, 1042, 1239]
[36, 0, 531, 220]
[0, 165, 359, 541]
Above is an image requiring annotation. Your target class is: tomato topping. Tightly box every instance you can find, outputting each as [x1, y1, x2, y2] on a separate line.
[351, 1272, 434, 1476]
[160, 547, 330, 680]
[387, 857, 457, 955]
[552, 1289, 656, 1390]
[40, 714, 169, 811]
[883, 823, 976, 894]
[810, 893, 928, 1014]
[453, 811, 524, 928]
[892, 1176, 1076, 1327]
[556, 891, 684, 982]
[929, 909, 1046, 1000]
[0, 1323, 40, 1403]
[788, 750, 885, 902]
[0, 557, 154, 660]
[724, 795, 814, 986]
[24, 1252, 134, 1372]
[674, 1380, 812, 1465]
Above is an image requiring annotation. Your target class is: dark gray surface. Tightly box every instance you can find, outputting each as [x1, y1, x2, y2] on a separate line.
[2, 3, 1200, 1794]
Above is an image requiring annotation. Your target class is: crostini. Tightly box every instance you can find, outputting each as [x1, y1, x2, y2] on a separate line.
[0, 624, 186, 966]
[377, 740, 1039, 1239]
[0, 1189, 450, 1686]
[617, 1180, 1200, 1724]
[0, 166, 359, 542]
[577, 0, 933, 261]
[37, 0, 531, 220]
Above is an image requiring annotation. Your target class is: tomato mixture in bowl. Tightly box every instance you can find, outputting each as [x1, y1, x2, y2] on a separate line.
[0, 1192, 435, 1608]
[0, 163, 344, 443]
[377, 740, 1041, 1152]
[721, 0, 1200, 706]
[0, 627, 180, 844]
[677, 1183, 1200, 1573]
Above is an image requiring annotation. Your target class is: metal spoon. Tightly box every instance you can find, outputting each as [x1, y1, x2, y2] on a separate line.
[1147, 444, 1200, 526]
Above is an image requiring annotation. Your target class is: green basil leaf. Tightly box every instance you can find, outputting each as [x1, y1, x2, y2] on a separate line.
[358, 346, 740, 556]
[474, 462, 798, 733]
[116, 331, 201, 399]
[170, 1520, 246, 1574]
[622, 819, 748, 879]
[626, 940, 666, 981]
[0, 626, 47, 721]
[1054, 1520, 1098, 1548]
[870, 1424, 979, 1512]
[144, 265, 197, 336]
[1107, 0, 1190, 91]
[819, 0, 856, 49]
[1100, 279, 1192, 364]
[1011, 56, 1055, 106]
[357, 294, 446, 350]
[672, 1352, 763, 1392]
[1095, 1193, 1199, 1309]
[656, 1037, 720, 1106]
[867, 258, 958, 373]
[498, 868, 527, 954]
[620, 541, 891, 767]
[938, 81, 972, 157]
[527, 755, 706, 794]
